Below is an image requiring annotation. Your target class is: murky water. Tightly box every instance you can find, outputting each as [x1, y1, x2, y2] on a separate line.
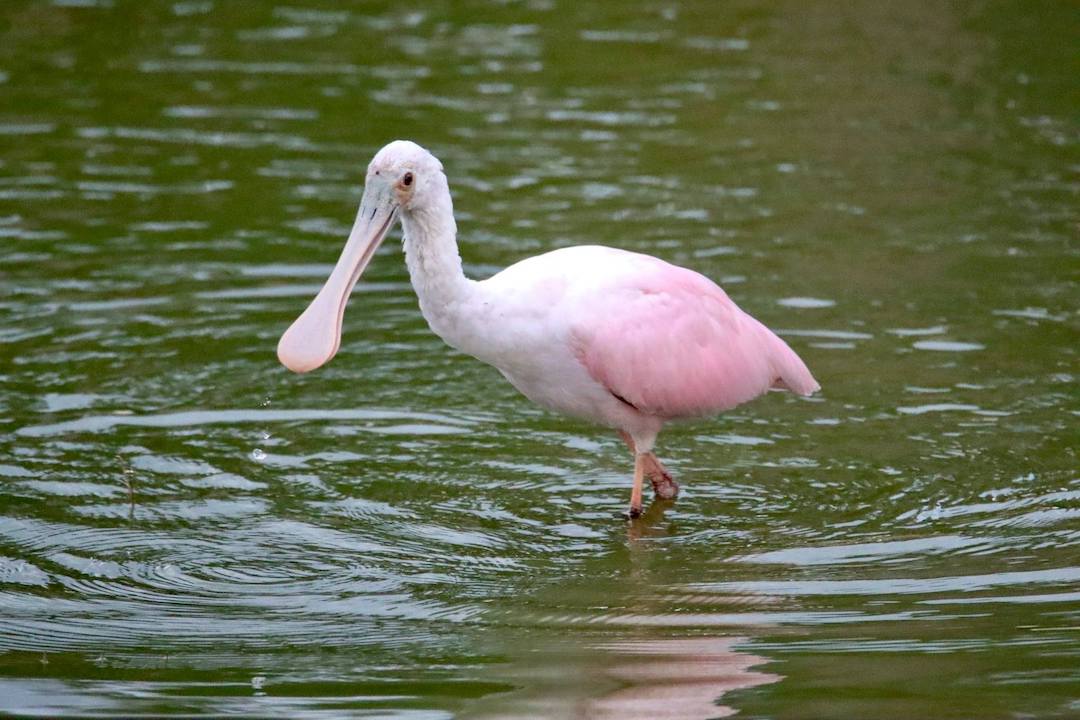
[1, 1, 1077, 717]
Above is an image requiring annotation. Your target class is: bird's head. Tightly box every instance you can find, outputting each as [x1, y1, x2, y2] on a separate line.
[365, 139, 445, 214]
[276, 139, 442, 374]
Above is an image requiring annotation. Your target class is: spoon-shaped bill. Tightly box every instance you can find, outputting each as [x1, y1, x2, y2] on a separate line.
[277, 183, 398, 373]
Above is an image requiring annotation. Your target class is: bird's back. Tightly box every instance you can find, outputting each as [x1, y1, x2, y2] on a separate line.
[498, 246, 820, 420]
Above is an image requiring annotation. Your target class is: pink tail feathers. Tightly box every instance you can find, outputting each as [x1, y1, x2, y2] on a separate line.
[766, 330, 820, 396]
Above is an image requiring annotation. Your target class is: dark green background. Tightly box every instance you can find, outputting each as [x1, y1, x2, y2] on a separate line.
[1, 1, 1077, 717]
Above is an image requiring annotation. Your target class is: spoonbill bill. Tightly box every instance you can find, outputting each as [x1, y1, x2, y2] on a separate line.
[278, 140, 819, 518]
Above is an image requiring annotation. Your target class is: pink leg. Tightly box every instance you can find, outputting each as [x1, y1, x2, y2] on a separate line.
[628, 453, 645, 518]
[618, 431, 680, 500]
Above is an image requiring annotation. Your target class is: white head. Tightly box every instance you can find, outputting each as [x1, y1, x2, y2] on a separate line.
[276, 140, 444, 373]
[365, 140, 446, 214]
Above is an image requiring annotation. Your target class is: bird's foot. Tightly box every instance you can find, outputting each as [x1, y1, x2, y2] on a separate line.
[644, 455, 679, 499]
[622, 505, 643, 520]
[650, 474, 679, 500]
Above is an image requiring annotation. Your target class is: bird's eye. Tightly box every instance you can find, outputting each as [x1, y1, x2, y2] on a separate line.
[402, 172, 414, 187]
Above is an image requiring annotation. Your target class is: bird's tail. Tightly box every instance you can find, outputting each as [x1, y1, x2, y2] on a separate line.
[764, 328, 820, 396]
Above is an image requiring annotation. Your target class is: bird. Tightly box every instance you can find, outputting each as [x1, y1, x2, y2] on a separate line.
[277, 140, 820, 519]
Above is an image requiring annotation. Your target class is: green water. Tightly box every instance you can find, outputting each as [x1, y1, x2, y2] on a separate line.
[1, 1, 1077, 717]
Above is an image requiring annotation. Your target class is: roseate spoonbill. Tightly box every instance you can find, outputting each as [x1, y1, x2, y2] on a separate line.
[278, 140, 819, 518]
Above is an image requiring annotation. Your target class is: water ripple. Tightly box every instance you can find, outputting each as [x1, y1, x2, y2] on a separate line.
[18, 408, 475, 437]
[0, 1, 1076, 715]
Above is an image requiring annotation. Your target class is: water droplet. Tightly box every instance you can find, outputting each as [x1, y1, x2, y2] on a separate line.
[250, 448, 266, 462]
[251, 675, 266, 691]
[261, 397, 272, 407]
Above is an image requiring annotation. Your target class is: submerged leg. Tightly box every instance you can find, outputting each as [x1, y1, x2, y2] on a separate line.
[617, 431, 679, 500]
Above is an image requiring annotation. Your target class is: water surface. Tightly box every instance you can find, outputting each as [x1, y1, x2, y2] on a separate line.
[1, 1, 1077, 717]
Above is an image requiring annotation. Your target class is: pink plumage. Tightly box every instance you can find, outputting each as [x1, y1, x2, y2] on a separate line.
[572, 256, 818, 420]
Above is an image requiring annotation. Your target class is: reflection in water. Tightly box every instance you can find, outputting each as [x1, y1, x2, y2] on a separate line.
[467, 637, 778, 720]
[626, 497, 677, 541]
[467, 499, 780, 719]
[584, 638, 779, 720]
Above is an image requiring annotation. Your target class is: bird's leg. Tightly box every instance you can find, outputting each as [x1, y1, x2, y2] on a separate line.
[628, 452, 645, 519]
[617, 431, 679, 500]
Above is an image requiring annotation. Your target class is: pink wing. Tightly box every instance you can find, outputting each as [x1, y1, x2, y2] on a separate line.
[572, 260, 819, 419]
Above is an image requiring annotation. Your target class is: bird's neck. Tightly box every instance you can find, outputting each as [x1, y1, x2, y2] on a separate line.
[400, 180, 477, 339]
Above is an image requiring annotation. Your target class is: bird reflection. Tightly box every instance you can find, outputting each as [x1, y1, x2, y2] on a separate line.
[466, 472, 780, 718]
[626, 496, 677, 541]
[464, 635, 779, 719]
[582, 637, 779, 720]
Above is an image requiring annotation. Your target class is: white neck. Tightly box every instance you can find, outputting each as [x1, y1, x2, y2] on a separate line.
[399, 176, 479, 346]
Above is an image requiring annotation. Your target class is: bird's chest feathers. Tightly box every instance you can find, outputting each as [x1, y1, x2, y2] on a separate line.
[403, 229, 578, 378]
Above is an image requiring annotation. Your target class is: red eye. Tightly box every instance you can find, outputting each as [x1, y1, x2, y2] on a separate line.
[402, 172, 414, 187]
